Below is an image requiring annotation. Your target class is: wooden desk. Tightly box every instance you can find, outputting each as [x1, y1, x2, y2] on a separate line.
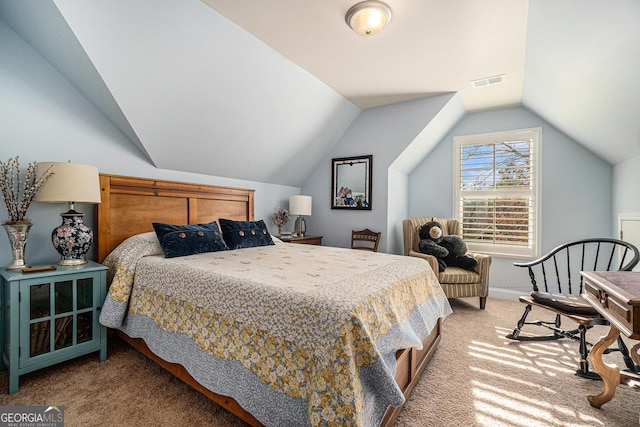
[581, 271, 640, 408]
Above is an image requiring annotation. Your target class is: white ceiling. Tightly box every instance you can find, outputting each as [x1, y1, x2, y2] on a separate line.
[202, 0, 528, 112]
[203, 0, 640, 165]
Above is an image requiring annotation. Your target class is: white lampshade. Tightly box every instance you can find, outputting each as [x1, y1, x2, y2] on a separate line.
[289, 195, 312, 216]
[345, 1, 392, 36]
[35, 162, 101, 205]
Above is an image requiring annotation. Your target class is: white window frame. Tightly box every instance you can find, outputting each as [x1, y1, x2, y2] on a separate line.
[453, 127, 541, 259]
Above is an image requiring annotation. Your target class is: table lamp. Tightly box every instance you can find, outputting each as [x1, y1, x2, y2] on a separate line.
[35, 162, 101, 266]
[289, 195, 312, 237]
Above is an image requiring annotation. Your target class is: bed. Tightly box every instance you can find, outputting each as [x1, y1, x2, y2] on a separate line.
[96, 174, 451, 427]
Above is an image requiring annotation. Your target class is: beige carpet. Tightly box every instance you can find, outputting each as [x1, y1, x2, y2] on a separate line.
[1, 298, 638, 426]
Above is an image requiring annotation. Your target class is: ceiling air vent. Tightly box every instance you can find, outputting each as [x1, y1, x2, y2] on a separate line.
[471, 74, 505, 88]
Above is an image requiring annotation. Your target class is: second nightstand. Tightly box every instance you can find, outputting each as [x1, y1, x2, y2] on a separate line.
[279, 235, 323, 245]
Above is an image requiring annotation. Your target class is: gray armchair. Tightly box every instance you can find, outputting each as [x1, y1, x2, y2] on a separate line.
[403, 217, 492, 309]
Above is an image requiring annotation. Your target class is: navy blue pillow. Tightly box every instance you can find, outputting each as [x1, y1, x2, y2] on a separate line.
[152, 221, 228, 258]
[219, 218, 274, 250]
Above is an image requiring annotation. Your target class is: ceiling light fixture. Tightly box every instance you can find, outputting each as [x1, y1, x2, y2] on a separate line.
[345, 1, 392, 36]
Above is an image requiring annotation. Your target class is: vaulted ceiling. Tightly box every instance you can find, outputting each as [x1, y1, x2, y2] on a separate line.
[2, 0, 639, 187]
[203, 0, 529, 112]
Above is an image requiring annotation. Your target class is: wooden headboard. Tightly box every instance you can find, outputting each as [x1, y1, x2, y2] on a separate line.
[96, 174, 255, 263]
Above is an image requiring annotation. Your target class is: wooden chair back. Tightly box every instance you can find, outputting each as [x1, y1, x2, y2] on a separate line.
[515, 238, 639, 295]
[351, 228, 381, 252]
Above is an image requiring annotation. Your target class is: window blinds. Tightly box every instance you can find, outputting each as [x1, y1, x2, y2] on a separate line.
[454, 128, 540, 257]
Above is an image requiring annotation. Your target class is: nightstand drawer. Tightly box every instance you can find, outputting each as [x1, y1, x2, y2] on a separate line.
[280, 235, 322, 245]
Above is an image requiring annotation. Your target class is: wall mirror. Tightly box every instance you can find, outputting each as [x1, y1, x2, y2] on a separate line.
[332, 155, 372, 210]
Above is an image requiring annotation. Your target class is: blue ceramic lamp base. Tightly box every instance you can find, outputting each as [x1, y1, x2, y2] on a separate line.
[52, 210, 93, 266]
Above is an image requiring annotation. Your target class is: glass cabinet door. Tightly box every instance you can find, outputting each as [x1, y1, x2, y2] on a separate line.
[24, 274, 96, 360]
[54, 280, 73, 350]
[76, 278, 94, 344]
[29, 283, 51, 357]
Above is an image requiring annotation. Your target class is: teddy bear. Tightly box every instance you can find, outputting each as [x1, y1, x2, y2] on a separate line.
[418, 220, 478, 272]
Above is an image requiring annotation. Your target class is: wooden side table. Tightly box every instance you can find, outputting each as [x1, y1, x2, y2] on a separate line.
[279, 235, 323, 245]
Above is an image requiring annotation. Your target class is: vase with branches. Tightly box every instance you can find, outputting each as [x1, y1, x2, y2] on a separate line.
[0, 156, 54, 269]
[272, 207, 291, 236]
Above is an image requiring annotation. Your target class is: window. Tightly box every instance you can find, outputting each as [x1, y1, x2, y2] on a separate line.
[453, 128, 540, 258]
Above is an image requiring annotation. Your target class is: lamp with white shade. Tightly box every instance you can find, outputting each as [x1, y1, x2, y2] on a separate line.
[289, 195, 312, 237]
[35, 162, 101, 266]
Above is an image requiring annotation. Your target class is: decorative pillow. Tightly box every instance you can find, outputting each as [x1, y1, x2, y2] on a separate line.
[152, 221, 228, 258]
[219, 218, 274, 250]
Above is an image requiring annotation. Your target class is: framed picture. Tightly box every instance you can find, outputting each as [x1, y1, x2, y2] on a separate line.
[331, 155, 372, 210]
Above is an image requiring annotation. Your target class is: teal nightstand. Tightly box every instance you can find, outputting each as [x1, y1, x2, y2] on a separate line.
[0, 260, 107, 394]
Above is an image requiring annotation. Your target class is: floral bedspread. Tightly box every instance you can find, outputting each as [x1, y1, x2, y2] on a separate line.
[100, 233, 452, 427]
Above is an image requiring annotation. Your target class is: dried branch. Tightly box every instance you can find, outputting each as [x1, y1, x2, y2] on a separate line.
[0, 156, 54, 224]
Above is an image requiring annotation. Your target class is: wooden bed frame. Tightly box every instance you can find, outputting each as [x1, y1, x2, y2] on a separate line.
[96, 174, 442, 427]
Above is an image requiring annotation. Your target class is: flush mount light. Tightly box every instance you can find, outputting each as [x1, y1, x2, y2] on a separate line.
[345, 1, 392, 36]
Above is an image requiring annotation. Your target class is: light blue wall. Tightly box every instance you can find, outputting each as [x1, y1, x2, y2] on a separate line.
[0, 18, 299, 267]
[408, 106, 613, 293]
[301, 94, 456, 253]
